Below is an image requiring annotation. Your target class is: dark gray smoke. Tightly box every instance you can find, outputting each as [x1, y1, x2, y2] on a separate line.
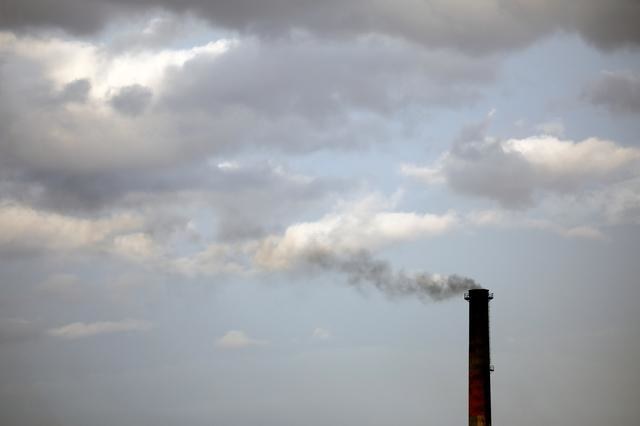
[305, 249, 479, 301]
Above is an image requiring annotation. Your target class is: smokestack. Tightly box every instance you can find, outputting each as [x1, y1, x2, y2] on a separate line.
[465, 288, 493, 426]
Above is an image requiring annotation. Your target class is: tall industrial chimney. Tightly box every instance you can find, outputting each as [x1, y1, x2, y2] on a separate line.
[465, 289, 493, 426]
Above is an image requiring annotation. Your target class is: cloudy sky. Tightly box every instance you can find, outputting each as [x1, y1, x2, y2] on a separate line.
[1, 1, 639, 425]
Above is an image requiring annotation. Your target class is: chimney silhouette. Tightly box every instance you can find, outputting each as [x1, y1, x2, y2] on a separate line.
[465, 289, 493, 426]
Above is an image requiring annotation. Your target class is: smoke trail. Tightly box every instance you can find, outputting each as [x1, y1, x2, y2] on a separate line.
[305, 249, 479, 301]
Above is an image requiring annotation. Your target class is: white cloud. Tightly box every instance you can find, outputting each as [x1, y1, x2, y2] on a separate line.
[168, 194, 457, 276]
[466, 209, 606, 241]
[48, 319, 152, 340]
[400, 163, 446, 185]
[0, 31, 234, 179]
[0, 202, 144, 253]
[216, 161, 240, 171]
[465, 209, 506, 227]
[254, 198, 457, 270]
[403, 135, 640, 209]
[0, 31, 233, 94]
[216, 330, 267, 349]
[522, 220, 605, 241]
[111, 232, 161, 261]
[312, 327, 332, 340]
[171, 242, 255, 277]
[503, 137, 638, 178]
[562, 226, 605, 240]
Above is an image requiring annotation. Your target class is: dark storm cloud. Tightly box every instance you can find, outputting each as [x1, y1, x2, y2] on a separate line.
[2, 1, 640, 52]
[582, 70, 640, 115]
[109, 84, 153, 116]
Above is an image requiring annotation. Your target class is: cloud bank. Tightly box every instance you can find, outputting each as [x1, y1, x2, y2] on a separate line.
[1, 1, 639, 52]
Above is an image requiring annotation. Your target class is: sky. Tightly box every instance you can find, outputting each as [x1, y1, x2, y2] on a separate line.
[1, 1, 640, 425]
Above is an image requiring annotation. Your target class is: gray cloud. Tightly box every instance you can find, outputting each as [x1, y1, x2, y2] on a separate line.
[1, 1, 640, 52]
[0, 159, 344, 246]
[204, 162, 345, 241]
[109, 84, 153, 116]
[105, 13, 203, 53]
[58, 78, 91, 104]
[582, 70, 640, 114]
[0, 0, 116, 35]
[447, 142, 536, 209]
[161, 36, 494, 119]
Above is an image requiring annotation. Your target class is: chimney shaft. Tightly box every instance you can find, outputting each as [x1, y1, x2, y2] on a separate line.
[465, 289, 492, 426]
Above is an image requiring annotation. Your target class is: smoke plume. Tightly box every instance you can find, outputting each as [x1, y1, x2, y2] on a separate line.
[305, 249, 479, 301]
